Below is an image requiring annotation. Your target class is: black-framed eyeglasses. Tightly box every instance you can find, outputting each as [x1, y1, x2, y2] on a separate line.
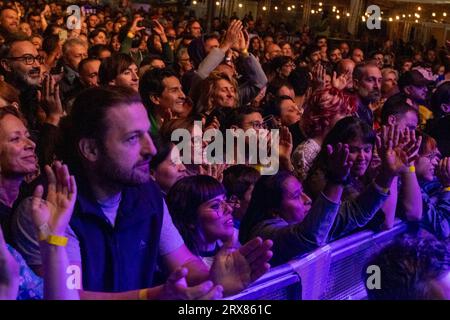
[6, 54, 44, 65]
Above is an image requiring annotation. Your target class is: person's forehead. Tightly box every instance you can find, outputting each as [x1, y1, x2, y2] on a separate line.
[216, 78, 233, 88]
[401, 110, 418, 123]
[269, 45, 281, 52]
[281, 99, 295, 108]
[364, 66, 381, 77]
[69, 44, 87, 53]
[105, 103, 149, 131]
[84, 60, 101, 70]
[283, 176, 301, 191]
[206, 38, 219, 45]
[10, 41, 37, 55]
[0, 114, 26, 134]
[162, 76, 181, 88]
[243, 112, 262, 122]
[2, 9, 17, 18]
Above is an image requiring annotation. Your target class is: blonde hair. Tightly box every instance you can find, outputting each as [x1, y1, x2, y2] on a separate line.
[199, 71, 239, 114]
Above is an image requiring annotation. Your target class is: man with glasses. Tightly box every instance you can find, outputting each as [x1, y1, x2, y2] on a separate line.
[1, 39, 43, 88]
[0, 38, 45, 130]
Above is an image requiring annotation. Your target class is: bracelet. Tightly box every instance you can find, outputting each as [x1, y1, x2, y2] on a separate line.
[444, 186, 450, 192]
[138, 289, 148, 300]
[46, 235, 68, 247]
[408, 165, 416, 173]
[240, 48, 249, 57]
[127, 32, 135, 38]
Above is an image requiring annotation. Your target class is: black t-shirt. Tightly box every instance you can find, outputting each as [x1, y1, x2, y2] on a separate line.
[426, 115, 450, 157]
[0, 201, 12, 243]
[288, 121, 307, 151]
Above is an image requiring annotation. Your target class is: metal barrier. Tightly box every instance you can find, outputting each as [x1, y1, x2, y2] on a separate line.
[228, 221, 408, 300]
[224, 263, 302, 300]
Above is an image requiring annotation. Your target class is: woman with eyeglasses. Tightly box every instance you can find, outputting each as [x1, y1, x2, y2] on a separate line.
[409, 133, 450, 240]
[166, 175, 240, 267]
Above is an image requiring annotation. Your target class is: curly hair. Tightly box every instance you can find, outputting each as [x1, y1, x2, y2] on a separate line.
[302, 87, 356, 138]
[364, 234, 449, 300]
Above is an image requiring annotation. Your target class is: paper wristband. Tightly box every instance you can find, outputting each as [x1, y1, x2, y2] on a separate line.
[46, 235, 68, 247]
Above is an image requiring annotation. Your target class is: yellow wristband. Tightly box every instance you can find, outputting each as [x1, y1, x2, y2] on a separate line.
[46, 235, 68, 247]
[138, 289, 148, 300]
[127, 32, 135, 38]
[240, 48, 249, 57]
[444, 187, 450, 192]
[408, 165, 416, 173]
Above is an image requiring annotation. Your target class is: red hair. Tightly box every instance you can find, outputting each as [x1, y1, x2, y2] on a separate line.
[302, 87, 356, 137]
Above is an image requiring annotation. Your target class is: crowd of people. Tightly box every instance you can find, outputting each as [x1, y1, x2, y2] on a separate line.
[0, 1, 448, 300]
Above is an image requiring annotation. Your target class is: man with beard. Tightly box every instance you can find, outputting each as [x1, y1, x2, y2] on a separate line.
[0, 8, 19, 38]
[353, 62, 382, 127]
[0, 38, 43, 130]
[12, 86, 273, 299]
[398, 70, 434, 128]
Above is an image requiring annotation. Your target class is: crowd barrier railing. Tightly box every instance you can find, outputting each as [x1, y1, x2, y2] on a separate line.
[228, 220, 408, 300]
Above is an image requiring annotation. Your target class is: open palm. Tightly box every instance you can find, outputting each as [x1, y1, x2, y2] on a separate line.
[209, 237, 272, 296]
[31, 162, 77, 237]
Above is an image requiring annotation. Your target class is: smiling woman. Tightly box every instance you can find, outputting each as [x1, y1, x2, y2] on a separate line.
[0, 106, 37, 239]
[166, 175, 238, 267]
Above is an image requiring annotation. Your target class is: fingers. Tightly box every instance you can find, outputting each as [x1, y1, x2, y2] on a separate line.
[250, 263, 271, 283]
[69, 175, 77, 200]
[238, 237, 264, 257]
[241, 238, 273, 264]
[326, 144, 333, 156]
[178, 280, 218, 300]
[44, 164, 57, 203]
[0, 226, 7, 250]
[168, 267, 188, 284]
[31, 185, 44, 211]
[198, 285, 223, 300]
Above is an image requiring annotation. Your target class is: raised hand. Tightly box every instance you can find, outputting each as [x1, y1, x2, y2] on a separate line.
[397, 128, 422, 166]
[129, 16, 145, 35]
[326, 143, 353, 182]
[278, 126, 293, 163]
[160, 267, 223, 300]
[209, 237, 273, 296]
[0, 227, 19, 300]
[377, 125, 416, 177]
[40, 74, 63, 125]
[31, 161, 77, 237]
[331, 71, 350, 91]
[436, 157, 450, 187]
[222, 20, 243, 51]
[152, 20, 168, 42]
[236, 29, 250, 53]
[312, 63, 326, 89]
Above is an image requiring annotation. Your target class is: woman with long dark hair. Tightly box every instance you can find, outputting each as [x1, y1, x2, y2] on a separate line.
[239, 143, 353, 265]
